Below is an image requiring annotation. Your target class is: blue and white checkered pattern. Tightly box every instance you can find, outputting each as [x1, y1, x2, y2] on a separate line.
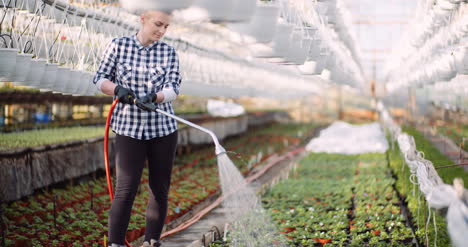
[93, 34, 182, 140]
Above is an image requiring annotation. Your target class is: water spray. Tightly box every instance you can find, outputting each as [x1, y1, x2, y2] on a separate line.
[104, 98, 227, 247]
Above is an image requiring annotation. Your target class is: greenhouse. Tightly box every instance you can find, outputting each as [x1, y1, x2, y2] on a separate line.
[0, 0, 467, 247]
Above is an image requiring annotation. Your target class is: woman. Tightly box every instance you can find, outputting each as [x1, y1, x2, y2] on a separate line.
[93, 10, 181, 247]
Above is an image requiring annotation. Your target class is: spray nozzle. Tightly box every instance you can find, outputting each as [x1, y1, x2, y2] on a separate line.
[215, 145, 226, 156]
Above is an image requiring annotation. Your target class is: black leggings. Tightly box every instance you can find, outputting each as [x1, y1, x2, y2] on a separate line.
[109, 131, 178, 245]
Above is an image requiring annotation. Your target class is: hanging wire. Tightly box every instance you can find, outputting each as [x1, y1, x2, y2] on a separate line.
[424, 205, 432, 247]
[0, 202, 5, 247]
[47, 0, 63, 62]
[417, 185, 421, 229]
[55, 3, 71, 65]
[24, 1, 47, 54]
[433, 206, 438, 247]
[0, 0, 15, 48]
[74, 10, 88, 70]
[48, 26, 62, 62]
[15, 0, 41, 53]
[63, 8, 81, 68]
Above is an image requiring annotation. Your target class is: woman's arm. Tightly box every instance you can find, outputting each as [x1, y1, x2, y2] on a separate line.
[100, 79, 118, 96]
[159, 47, 182, 103]
[93, 39, 118, 96]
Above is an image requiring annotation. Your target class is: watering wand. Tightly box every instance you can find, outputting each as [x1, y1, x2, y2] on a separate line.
[134, 99, 226, 155]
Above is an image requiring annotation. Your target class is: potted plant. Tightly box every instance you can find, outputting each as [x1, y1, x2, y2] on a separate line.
[271, 23, 293, 58]
[288, 34, 311, 65]
[192, 0, 234, 22]
[39, 62, 60, 91]
[84, 78, 98, 96]
[11, 52, 34, 85]
[229, 2, 279, 43]
[225, 0, 257, 22]
[25, 58, 48, 88]
[0, 48, 19, 82]
[435, 54, 457, 81]
[53, 66, 71, 93]
[453, 45, 468, 74]
[120, 0, 194, 14]
[63, 69, 83, 95]
[72, 71, 91, 96]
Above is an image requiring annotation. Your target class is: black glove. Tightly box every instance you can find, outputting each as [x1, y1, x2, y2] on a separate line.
[139, 92, 157, 104]
[114, 85, 136, 104]
[135, 99, 157, 112]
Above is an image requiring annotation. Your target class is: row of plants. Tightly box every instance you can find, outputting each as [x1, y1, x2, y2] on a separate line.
[0, 118, 108, 134]
[210, 153, 417, 246]
[0, 113, 303, 151]
[267, 154, 412, 246]
[0, 123, 317, 246]
[434, 124, 468, 152]
[0, 126, 111, 151]
[350, 155, 414, 246]
[386, 126, 468, 247]
[403, 126, 468, 184]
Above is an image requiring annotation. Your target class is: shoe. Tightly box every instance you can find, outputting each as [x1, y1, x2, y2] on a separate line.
[141, 239, 162, 247]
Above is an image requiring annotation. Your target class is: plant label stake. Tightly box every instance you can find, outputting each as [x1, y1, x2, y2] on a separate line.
[89, 183, 94, 211]
[0, 204, 5, 247]
[53, 195, 57, 229]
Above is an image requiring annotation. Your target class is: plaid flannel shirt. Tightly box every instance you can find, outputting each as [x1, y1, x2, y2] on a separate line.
[93, 34, 182, 140]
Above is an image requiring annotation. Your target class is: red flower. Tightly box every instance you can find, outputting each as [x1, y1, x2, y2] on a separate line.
[282, 227, 296, 233]
[312, 238, 332, 244]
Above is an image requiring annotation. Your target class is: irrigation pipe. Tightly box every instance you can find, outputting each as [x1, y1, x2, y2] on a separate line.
[435, 162, 468, 169]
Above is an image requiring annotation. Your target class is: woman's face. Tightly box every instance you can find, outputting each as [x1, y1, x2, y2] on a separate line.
[141, 11, 171, 43]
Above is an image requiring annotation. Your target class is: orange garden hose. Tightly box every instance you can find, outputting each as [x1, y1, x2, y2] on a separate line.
[104, 99, 118, 202]
[104, 98, 304, 246]
[104, 99, 132, 247]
